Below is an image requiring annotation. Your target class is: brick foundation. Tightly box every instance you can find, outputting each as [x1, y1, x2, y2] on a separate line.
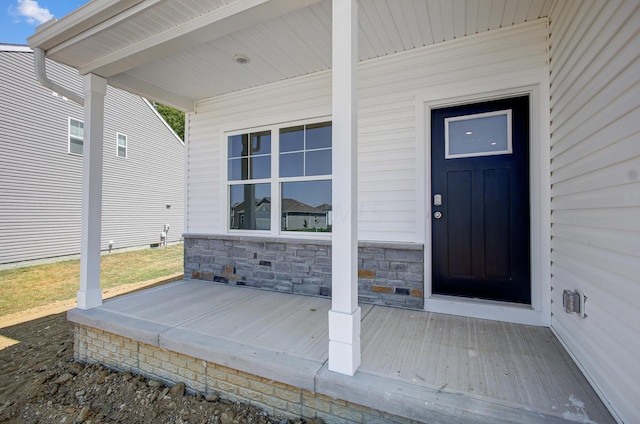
[74, 325, 416, 423]
[184, 234, 424, 309]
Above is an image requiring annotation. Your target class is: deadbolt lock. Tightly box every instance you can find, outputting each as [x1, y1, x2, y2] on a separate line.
[434, 211, 442, 219]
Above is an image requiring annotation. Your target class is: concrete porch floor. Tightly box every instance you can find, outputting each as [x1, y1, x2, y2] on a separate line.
[68, 280, 614, 423]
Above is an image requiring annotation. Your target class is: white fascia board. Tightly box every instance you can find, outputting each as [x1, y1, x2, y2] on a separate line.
[27, 0, 145, 50]
[0, 44, 32, 52]
[77, 0, 323, 78]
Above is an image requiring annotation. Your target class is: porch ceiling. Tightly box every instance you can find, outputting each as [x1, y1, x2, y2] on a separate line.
[28, 0, 554, 111]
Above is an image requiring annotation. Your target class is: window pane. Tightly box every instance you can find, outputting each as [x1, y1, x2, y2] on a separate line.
[70, 138, 83, 154]
[117, 134, 126, 157]
[306, 122, 331, 150]
[230, 183, 271, 230]
[446, 111, 511, 158]
[305, 149, 331, 176]
[281, 180, 331, 232]
[250, 155, 271, 179]
[279, 152, 303, 177]
[228, 158, 247, 181]
[70, 119, 84, 138]
[280, 126, 304, 152]
[228, 134, 247, 158]
[250, 131, 271, 155]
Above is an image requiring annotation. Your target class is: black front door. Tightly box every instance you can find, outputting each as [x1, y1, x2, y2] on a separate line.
[431, 96, 531, 304]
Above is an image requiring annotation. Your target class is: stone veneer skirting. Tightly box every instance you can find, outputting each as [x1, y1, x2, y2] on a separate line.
[74, 325, 416, 423]
[184, 234, 424, 310]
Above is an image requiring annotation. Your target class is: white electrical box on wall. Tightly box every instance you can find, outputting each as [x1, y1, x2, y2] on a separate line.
[562, 289, 587, 318]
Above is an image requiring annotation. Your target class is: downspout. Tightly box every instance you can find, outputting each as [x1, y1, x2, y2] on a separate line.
[33, 47, 84, 106]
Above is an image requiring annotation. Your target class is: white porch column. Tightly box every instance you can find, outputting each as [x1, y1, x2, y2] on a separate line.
[329, 0, 360, 376]
[77, 73, 107, 310]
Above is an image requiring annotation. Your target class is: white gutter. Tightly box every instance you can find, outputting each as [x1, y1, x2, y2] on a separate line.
[33, 47, 84, 106]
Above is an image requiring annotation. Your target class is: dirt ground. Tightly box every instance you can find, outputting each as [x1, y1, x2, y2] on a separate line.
[0, 284, 323, 424]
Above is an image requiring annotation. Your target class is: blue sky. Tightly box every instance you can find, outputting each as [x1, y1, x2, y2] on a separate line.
[1, 0, 90, 45]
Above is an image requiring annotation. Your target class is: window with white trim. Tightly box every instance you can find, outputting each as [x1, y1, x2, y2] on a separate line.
[117, 133, 127, 158]
[68, 118, 83, 155]
[228, 131, 272, 230]
[227, 121, 332, 233]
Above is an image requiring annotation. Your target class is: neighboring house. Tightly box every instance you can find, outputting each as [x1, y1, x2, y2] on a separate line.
[26, 1, 639, 423]
[231, 197, 331, 232]
[0, 45, 184, 266]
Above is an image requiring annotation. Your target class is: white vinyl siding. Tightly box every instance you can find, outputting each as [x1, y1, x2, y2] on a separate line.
[187, 20, 549, 242]
[0, 49, 184, 265]
[549, 1, 640, 423]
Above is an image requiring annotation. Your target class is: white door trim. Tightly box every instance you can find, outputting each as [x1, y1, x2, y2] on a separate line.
[416, 81, 551, 326]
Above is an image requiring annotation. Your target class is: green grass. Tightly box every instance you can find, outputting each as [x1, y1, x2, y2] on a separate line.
[0, 244, 183, 317]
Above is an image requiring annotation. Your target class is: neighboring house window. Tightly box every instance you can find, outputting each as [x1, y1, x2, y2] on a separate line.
[68, 118, 84, 154]
[117, 133, 127, 158]
[227, 121, 332, 234]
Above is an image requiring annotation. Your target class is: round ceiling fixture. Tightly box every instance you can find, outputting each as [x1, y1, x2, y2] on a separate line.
[233, 54, 250, 64]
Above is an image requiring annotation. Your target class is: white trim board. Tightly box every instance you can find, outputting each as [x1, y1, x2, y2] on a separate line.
[416, 81, 551, 327]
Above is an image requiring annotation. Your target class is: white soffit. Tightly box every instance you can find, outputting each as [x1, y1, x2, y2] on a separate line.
[29, 0, 554, 109]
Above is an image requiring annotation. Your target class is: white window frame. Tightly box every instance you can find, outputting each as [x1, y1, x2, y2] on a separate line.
[68, 117, 84, 155]
[116, 133, 127, 158]
[225, 117, 332, 238]
[226, 125, 273, 234]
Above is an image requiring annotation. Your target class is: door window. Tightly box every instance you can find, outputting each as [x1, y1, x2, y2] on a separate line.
[445, 109, 512, 159]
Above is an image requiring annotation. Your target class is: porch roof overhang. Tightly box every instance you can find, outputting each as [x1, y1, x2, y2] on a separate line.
[27, 0, 554, 112]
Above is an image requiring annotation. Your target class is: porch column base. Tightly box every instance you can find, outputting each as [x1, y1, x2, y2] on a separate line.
[77, 288, 103, 310]
[328, 308, 361, 376]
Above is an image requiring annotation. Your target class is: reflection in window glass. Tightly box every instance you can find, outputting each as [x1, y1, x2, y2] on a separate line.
[281, 180, 331, 232]
[229, 183, 271, 230]
[117, 133, 127, 158]
[228, 134, 247, 158]
[227, 121, 332, 233]
[279, 152, 304, 178]
[227, 131, 271, 181]
[280, 126, 304, 152]
[445, 110, 511, 159]
[306, 122, 332, 149]
[250, 155, 270, 179]
[305, 149, 331, 176]
[69, 118, 84, 154]
[279, 122, 331, 178]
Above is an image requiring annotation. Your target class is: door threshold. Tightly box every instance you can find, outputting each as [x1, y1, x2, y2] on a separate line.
[424, 295, 545, 326]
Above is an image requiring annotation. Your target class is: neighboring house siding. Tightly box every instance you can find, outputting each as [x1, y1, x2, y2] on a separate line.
[187, 19, 548, 243]
[548, 2, 640, 423]
[0, 49, 184, 265]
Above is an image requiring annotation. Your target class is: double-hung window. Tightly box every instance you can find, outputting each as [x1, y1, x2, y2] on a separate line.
[68, 118, 84, 154]
[117, 133, 127, 158]
[227, 120, 332, 234]
[228, 131, 272, 230]
[279, 122, 332, 232]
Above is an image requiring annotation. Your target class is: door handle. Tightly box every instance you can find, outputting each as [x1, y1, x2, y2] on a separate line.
[434, 211, 442, 219]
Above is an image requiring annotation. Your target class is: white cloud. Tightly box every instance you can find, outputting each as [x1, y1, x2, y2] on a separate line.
[9, 0, 54, 25]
